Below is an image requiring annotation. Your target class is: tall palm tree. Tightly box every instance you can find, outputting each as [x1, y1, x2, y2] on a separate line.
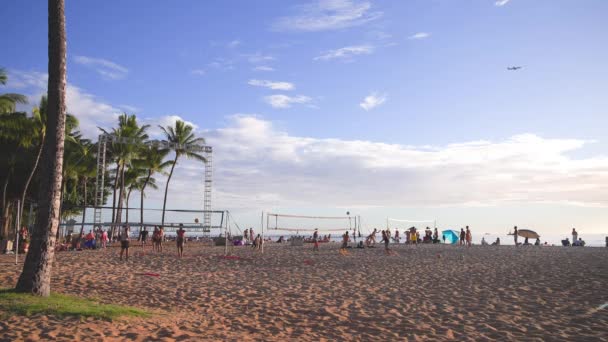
[159, 120, 206, 225]
[100, 114, 149, 232]
[134, 145, 172, 231]
[0, 68, 28, 114]
[16, 0, 67, 296]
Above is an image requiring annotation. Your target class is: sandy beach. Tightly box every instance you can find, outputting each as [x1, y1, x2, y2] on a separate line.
[1, 242, 607, 341]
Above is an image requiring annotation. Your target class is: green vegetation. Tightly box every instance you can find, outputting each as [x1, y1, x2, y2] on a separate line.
[0, 289, 149, 320]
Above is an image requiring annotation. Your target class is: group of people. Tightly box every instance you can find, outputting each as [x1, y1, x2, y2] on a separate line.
[562, 228, 586, 247]
[241, 228, 263, 249]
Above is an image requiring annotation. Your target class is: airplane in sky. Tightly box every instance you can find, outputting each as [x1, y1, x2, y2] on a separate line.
[507, 66, 523, 71]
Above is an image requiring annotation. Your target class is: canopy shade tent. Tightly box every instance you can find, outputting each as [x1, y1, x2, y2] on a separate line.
[441, 230, 459, 244]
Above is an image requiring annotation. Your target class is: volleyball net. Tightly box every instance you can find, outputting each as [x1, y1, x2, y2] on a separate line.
[265, 212, 360, 234]
[386, 217, 436, 230]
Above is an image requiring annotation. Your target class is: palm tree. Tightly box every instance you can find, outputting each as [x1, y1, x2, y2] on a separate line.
[0, 68, 28, 114]
[100, 114, 149, 229]
[134, 145, 172, 231]
[16, 0, 67, 296]
[159, 120, 206, 225]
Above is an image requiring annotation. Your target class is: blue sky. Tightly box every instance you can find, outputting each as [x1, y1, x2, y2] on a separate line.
[2, 0, 608, 239]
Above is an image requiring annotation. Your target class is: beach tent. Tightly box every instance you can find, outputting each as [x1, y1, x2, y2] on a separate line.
[517, 229, 540, 239]
[441, 230, 459, 244]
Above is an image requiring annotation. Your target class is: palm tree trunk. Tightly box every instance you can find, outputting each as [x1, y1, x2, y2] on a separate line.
[19, 134, 46, 222]
[1, 175, 9, 236]
[140, 170, 151, 233]
[125, 187, 132, 223]
[16, 0, 67, 296]
[161, 155, 178, 226]
[1, 202, 12, 240]
[80, 177, 87, 235]
[111, 164, 120, 225]
[115, 163, 126, 224]
[56, 180, 65, 241]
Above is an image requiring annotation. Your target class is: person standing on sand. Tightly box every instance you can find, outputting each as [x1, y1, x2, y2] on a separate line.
[158, 226, 165, 252]
[459, 228, 465, 246]
[140, 226, 149, 251]
[176, 224, 186, 259]
[513, 226, 518, 246]
[394, 229, 400, 243]
[101, 228, 108, 249]
[340, 231, 350, 255]
[313, 229, 319, 252]
[119, 224, 130, 261]
[381, 230, 391, 254]
[243, 228, 248, 242]
[572, 228, 578, 245]
[250, 228, 254, 242]
[465, 226, 472, 247]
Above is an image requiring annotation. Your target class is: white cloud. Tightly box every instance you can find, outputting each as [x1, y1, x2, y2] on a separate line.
[263, 95, 312, 108]
[145, 115, 199, 140]
[227, 40, 241, 48]
[360, 92, 387, 111]
[245, 53, 275, 64]
[191, 116, 608, 211]
[408, 32, 430, 40]
[253, 66, 275, 72]
[495, 0, 510, 6]
[314, 45, 374, 61]
[73, 55, 129, 80]
[248, 79, 295, 91]
[273, 0, 382, 32]
[191, 69, 206, 76]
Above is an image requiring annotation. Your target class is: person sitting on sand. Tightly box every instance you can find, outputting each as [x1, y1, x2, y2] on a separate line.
[176, 224, 186, 258]
[119, 224, 130, 261]
[534, 238, 540, 246]
[561, 237, 570, 247]
[481, 237, 488, 246]
[492, 237, 500, 246]
[523, 237, 530, 245]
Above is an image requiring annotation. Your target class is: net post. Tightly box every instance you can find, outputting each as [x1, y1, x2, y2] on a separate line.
[224, 211, 228, 256]
[261, 211, 264, 254]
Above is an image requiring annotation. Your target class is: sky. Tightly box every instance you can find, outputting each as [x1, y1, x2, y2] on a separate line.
[2, 0, 608, 240]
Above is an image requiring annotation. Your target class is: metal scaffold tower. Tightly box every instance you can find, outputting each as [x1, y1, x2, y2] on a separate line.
[93, 134, 213, 235]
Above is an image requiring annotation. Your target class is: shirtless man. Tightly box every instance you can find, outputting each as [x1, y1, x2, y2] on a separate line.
[140, 226, 149, 251]
[340, 231, 350, 255]
[312, 229, 319, 252]
[176, 224, 186, 259]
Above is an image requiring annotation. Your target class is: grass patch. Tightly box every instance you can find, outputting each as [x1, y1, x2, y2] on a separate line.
[0, 289, 149, 320]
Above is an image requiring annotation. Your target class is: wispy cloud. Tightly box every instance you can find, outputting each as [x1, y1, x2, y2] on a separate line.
[245, 52, 275, 64]
[73, 55, 128, 80]
[314, 45, 374, 61]
[273, 0, 382, 32]
[227, 40, 241, 48]
[360, 92, 387, 111]
[408, 32, 430, 40]
[248, 79, 295, 91]
[191, 69, 206, 76]
[253, 66, 275, 72]
[495, 0, 510, 6]
[264, 94, 312, 108]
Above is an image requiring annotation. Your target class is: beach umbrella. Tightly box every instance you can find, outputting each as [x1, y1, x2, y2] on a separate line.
[517, 229, 540, 239]
[441, 230, 459, 244]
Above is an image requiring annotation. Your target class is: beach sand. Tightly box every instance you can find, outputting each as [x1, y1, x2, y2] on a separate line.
[1, 242, 607, 341]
